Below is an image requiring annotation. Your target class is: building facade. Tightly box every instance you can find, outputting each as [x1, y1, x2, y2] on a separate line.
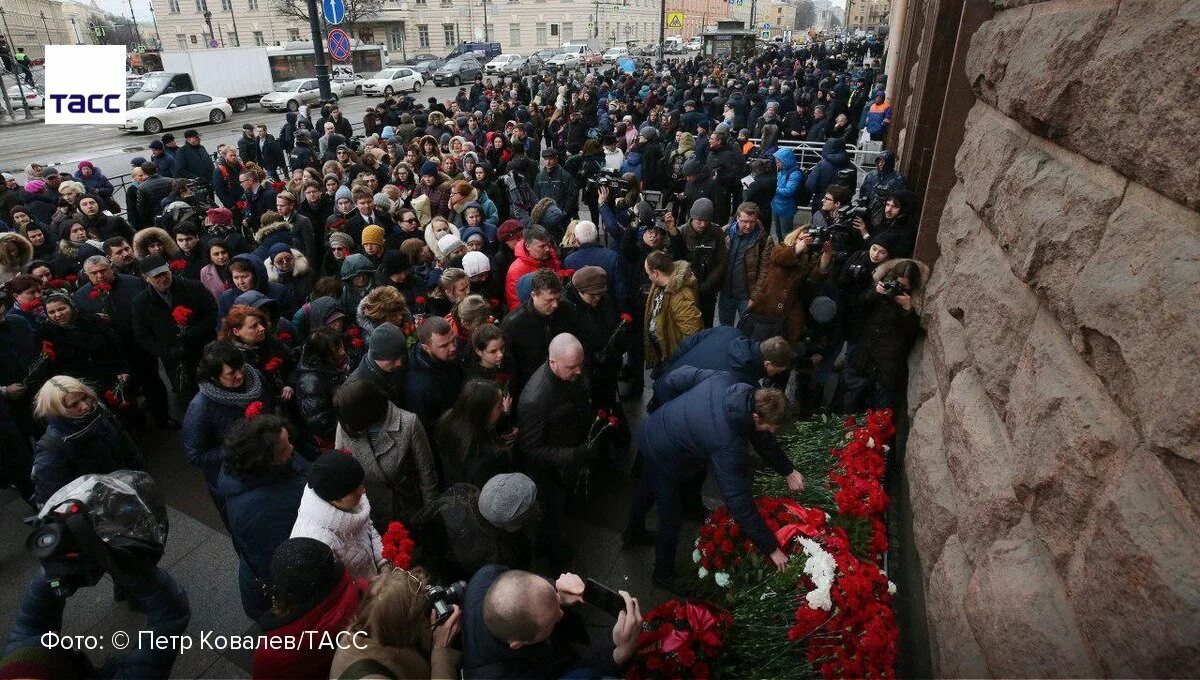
[843, 0, 887, 29]
[147, 0, 662, 59]
[663, 0, 734, 40]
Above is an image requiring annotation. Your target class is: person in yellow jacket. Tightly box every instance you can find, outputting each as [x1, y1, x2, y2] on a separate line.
[642, 250, 703, 373]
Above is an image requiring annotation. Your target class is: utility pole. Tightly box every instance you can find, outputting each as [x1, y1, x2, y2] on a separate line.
[656, 0, 664, 65]
[304, 0, 332, 100]
[0, 9, 31, 119]
[481, 0, 489, 41]
[149, 4, 162, 47]
[70, 16, 82, 43]
[748, 0, 756, 30]
[228, 0, 241, 46]
[202, 0, 215, 45]
[594, 0, 600, 37]
[39, 12, 54, 43]
[126, 0, 144, 48]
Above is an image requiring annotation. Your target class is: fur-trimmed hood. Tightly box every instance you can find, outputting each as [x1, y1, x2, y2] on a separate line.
[254, 221, 291, 246]
[132, 227, 180, 259]
[264, 248, 310, 282]
[664, 259, 698, 294]
[0, 232, 34, 268]
[873, 257, 930, 315]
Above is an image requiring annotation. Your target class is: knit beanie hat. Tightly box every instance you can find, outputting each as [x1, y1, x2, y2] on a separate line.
[419, 160, 438, 178]
[869, 230, 903, 257]
[496, 219, 524, 243]
[335, 185, 353, 203]
[380, 250, 410, 277]
[437, 234, 465, 258]
[571, 266, 607, 295]
[461, 251, 491, 278]
[479, 473, 538, 528]
[268, 537, 345, 615]
[689, 197, 714, 222]
[328, 231, 354, 250]
[268, 242, 291, 260]
[361, 225, 386, 246]
[307, 452, 365, 502]
[206, 207, 233, 226]
[369, 322, 407, 362]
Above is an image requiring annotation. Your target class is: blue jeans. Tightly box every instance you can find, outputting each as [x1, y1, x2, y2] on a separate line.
[717, 294, 749, 327]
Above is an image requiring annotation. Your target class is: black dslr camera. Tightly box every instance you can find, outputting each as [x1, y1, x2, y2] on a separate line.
[585, 168, 628, 191]
[838, 200, 870, 223]
[808, 221, 839, 249]
[27, 501, 109, 598]
[426, 580, 467, 626]
[881, 278, 909, 297]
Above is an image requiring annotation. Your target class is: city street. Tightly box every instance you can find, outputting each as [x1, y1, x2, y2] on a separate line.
[0, 82, 466, 183]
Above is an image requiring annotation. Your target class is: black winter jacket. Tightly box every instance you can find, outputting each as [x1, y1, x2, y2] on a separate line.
[293, 356, 348, 445]
[33, 406, 143, 505]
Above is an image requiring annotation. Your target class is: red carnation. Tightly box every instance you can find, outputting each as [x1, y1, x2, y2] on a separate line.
[169, 259, 187, 271]
[103, 389, 118, 405]
[495, 373, 510, 384]
[277, 331, 292, 342]
[351, 337, 365, 348]
[244, 401, 264, 419]
[41, 340, 56, 361]
[608, 416, 619, 428]
[263, 357, 284, 372]
[620, 312, 634, 324]
[271, 180, 286, 192]
[88, 288, 102, 300]
[414, 295, 427, 305]
[65, 274, 77, 282]
[597, 408, 607, 419]
[346, 326, 361, 338]
[489, 297, 500, 308]
[48, 278, 65, 288]
[18, 299, 42, 313]
[171, 305, 193, 326]
[235, 200, 248, 210]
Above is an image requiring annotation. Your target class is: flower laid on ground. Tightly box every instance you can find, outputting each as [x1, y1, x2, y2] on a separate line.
[626, 599, 731, 680]
[693, 497, 827, 585]
[380, 521, 416, 569]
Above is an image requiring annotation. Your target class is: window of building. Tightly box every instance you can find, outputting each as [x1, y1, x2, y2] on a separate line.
[562, 21, 572, 40]
[417, 24, 430, 47]
[535, 22, 546, 44]
[220, 0, 231, 10]
[443, 23, 456, 46]
[254, 31, 265, 45]
[415, 0, 426, 4]
[287, 28, 300, 40]
[168, 0, 181, 12]
[228, 31, 240, 45]
[190, 34, 199, 43]
[509, 22, 520, 45]
[176, 33, 188, 48]
[389, 24, 404, 50]
[248, 0, 258, 9]
[441, 0, 452, 6]
[359, 28, 374, 42]
[194, 0, 203, 12]
[550, 23, 558, 36]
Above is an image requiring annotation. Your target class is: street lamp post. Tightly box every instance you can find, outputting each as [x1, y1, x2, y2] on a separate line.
[227, 0, 242, 46]
[70, 16, 83, 43]
[481, 0, 489, 42]
[203, 5, 215, 45]
[39, 11, 54, 43]
[126, 0, 145, 48]
[149, 4, 163, 46]
[0, 8, 32, 119]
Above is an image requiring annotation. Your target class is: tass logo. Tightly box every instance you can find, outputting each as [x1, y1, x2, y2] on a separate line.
[50, 94, 123, 114]
[45, 45, 126, 125]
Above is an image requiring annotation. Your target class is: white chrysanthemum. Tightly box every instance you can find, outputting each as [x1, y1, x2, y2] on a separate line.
[693, 549, 702, 563]
[888, 580, 897, 595]
[867, 436, 876, 449]
[698, 567, 709, 579]
[714, 572, 731, 588]
[797, 537, 836, 611]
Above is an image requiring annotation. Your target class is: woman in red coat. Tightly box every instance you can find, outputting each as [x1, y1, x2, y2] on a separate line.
[251, 538, 368, 680]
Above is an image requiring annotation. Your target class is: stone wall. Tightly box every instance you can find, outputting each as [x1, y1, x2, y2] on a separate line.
[903, 0, 1200, 675]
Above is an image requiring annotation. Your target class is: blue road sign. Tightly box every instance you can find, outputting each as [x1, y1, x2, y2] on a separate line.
[328, 28, 351, 61]
[617, 56, 635, 74]
[322, 0, 346, 25]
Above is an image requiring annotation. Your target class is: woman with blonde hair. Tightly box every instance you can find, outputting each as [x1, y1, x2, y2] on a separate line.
[32, 375, 143, 505]
[50, 180, 86, 234]
[446, 294, 491, 352]
[329, 567, 462, 680]
[426, 267, 469, 318]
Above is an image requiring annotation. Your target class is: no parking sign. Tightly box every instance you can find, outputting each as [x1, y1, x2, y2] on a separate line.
[328, 28, 351, 62]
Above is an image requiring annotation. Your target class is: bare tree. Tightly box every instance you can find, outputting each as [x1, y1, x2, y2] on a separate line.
[792, 0, 816, 30]
[273, 0, 384, 33]
[87, 11, 143, 49]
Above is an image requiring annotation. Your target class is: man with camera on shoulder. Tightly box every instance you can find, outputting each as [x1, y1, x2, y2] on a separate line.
[461, 565, 642, 679]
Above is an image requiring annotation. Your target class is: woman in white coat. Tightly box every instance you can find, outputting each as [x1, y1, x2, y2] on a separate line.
[290, 452, 386, 581]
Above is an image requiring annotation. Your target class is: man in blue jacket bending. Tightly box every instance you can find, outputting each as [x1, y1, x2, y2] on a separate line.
[625, 368, 792, 592]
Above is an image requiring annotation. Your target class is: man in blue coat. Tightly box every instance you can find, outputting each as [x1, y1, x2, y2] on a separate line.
[625, 368, 793, 592]
[658, 326, 792, 394]
[562, 219, 629, 308]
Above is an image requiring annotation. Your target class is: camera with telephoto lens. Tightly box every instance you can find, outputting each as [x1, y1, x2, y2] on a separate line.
[881, 278, 909, 297]
[585, 168, 628, 191]
[26, 501, 108, 598]
[426, 581, 467, 626]
[807, 221, 837, 249]
[838, 200, 870, 223]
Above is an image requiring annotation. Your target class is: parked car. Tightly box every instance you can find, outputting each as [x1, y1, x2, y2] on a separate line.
[405, 53, 439, 65]
[547, 44, 601, 70]
[118, 91, 232, 134]
[260, 78, 330, 112]
[602, 46, 630, 63]
[411, 59, 445, 79]
[685, 36, 702, 51]
[446, 42, 501, 61]
[360, 67, 424, 96]
[432, 57, 482, 86]
[7, 85, 43, 109]
[484, 54, 528, 76]
[332, 73, 365, 96]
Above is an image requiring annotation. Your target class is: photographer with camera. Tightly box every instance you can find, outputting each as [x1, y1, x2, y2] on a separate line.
[810, 185, 867, 267]
[851, 189, 919, 259]
[4, 472, 190, 679]
[461, 566, 642, 679]
[843, 258, 928, 412]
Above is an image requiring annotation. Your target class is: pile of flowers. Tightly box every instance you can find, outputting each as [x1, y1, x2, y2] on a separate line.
[693, 497, 828, 587]
[626, 599, 732, 680]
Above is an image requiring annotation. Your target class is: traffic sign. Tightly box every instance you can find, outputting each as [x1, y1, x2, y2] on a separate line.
[760, 29, 770, 38]
[328, 28, 351, 61]
[783, 30, 792, 40]
[322, 0, 346, 25]
[763, 22, 770, 28]
[208, 39, 218, 48]
[666, 11, 684, 29]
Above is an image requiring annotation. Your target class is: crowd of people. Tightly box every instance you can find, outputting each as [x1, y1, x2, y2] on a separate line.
[0, 35, 925, 679]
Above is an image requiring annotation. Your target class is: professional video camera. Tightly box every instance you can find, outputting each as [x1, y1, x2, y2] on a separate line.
[880, 278, 910, 298]
[585, 168, 628, 191]
[838, 199, 871, 223]
[426, 580, 467, 626]
[26, 471, 169, 598]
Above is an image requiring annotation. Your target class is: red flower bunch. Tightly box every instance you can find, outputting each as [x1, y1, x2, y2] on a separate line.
[18, 299, 42, 313]
[171, 305, 193, 327]
[263, 357, 284, 373]
[829, 409, 894, 521]
[235, 200, 248, 210]
[627, 600, 731, 679]
[169, 259, 187, 271]
[65, 274, 77, 283]
[350, 337, 365, 349]
[41, 340, 56, 362]
[695, 497, 826, 575]
[346, 327, 361, 338]
[271, 180, 286, 192]
[380, 521, 416, 569]
[620, 312, 634, 324]
[244, 401, 264, 419]
[495, 373, 510, 385]
[414, 295, 427, 306]
[489, 297, 500, 309]
[87, 281, 112, 300]
[48, 278, 65, 289]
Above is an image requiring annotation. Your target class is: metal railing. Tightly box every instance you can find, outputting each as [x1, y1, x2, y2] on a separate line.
[752, 138, 881, 179]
